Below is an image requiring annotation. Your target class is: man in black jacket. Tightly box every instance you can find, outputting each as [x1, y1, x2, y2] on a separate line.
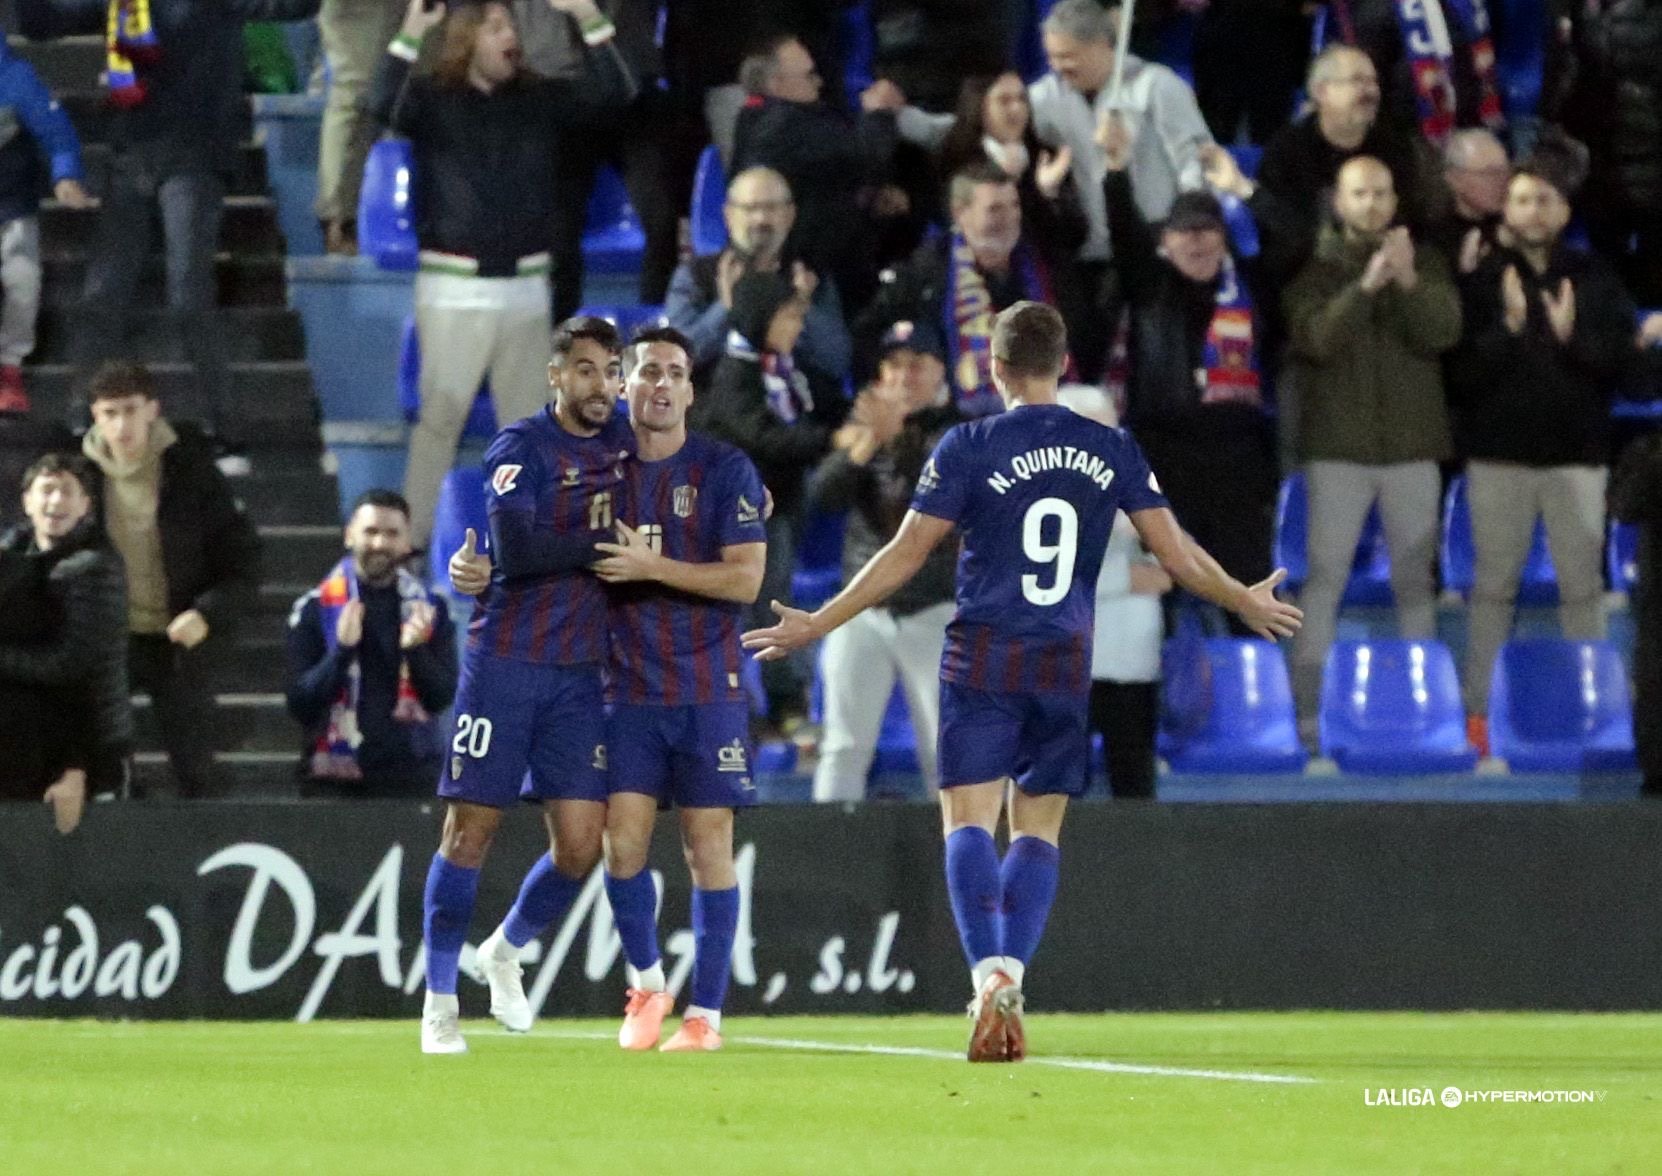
[1450, 138, 1638, 751]
[80, 361, 262, 796]
[1103, 117, 1276, 620]
[0, 452, 130, 829]
[1612, 432, 1662, 798]
[286, 489, 456, 797]
[693, 270, 844, 728]
[804, 320, 960, 801]
[20, 0, 321, 460]
[733, 32, 902, 314]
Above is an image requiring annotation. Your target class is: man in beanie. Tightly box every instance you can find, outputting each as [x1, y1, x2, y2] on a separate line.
[804, 319, 962, 801]
[1450, 132, 1640, 754]
[693, 269, 845, 730]
[1101, 113, 1276, 627]
[1282, 155, 1461, 735]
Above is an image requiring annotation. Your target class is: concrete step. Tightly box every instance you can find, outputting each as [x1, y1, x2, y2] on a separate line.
[132, 692, 293, 754]
[78, 141, 270, 200]
[47, 90, 256, 152]
[40, 252, 288, 308]
[130, 751, 303, 798]
[205, 636, 292, 695]
[40, 195, 285, 256]
[6, 35, 106, 92]
[24, 361, 321, 441]
[257, 524, 352, 582]
[32, 306, 307, 364]
[230, 468, 343, 527]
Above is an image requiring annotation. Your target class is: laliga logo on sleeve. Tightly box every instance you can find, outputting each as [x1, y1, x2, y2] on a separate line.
[491, 465, 523, 496]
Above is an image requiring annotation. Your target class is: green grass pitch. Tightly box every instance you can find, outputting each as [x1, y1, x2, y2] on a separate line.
[3, 1013, 1658, 1174]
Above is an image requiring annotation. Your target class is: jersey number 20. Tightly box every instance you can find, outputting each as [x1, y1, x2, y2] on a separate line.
[1021, 497, 1078, 607]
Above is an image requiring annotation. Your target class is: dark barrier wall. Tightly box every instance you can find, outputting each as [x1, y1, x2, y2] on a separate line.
[1, 802, 1660, 1019]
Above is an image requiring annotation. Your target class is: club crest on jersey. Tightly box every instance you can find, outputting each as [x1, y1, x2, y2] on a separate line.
[561, 466, 582, 488]
[736, 495, 760, 524]
[490, 465, 523, 496]
[717, 739, 748, 773]
[673, 485, 697, 518]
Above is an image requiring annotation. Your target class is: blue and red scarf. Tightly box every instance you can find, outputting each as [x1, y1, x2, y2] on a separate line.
[1198, 255, 1261, 406]
[308, 557, 434, 781]
[943, 228, 1066, 417]
[726, 330, 815, 425]
[105, 0, 160, 109]
[1330, 0, 1505, 145]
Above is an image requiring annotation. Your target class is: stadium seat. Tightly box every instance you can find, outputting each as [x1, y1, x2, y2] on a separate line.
[839, 1, 875, 107]
[1439, 476, 1558, 604]
[1226, 143, 1263, 180]
[429, 466, 489, 587]
[1495, 0, 1546, 121]
[583, 165, 645, 269]
[1319, 640, 1478, 773]
[755, 741, 798, 775]
[397, 314, 496, 439]
[1608, 522, 1639, 594]
[1274, 472, 1394, 606]
[358, 137, 418, 271]
[574, 304, 668, 339]
[690, 145, 729, 256]
[1159, 638, 1307, 774]
[1488, 640, 1638, 772]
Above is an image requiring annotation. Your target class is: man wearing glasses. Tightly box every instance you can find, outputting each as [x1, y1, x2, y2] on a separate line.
[664, 165, 850, 392]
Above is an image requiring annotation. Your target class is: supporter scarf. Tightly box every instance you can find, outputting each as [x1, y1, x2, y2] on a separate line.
[943, 228, 1060, 417]
[1197, 255, 1261, 407]
[725, 331, 814, 425]
[308, 557, 433, 781]
[105, 0, 159, 109]
[1390, 0, 1505, 145]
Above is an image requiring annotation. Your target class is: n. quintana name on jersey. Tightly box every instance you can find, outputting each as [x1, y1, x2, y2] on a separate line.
[986, 445, 1116, 494]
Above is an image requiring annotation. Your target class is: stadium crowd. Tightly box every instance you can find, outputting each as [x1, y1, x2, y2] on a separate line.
[2, 0, 1662, 811]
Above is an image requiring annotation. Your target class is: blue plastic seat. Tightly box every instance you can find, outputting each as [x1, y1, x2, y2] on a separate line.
[1495, 0, 1546, 121]
[1608, 522, 1639, 593]
[1274, 472, 1394, 606]
[583, 165, 645, 269]
[1227, 143, 1263, 180]
[429, 466, 489, 586]
[690, 145, 729, 256]
[1440, 476, 1558, 604]
[575, 304, 668, 340]
[1488, 640, 1637, 772]
[1159, 638, 1307, 773]
[358, 137, 418, 272]
[1320, 640, 1478, 773]
[397, 314, 496, 439]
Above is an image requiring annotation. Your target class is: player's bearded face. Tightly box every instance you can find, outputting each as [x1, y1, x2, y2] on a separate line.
[554, 338, 622, 428]
[627, 342, 693, 433]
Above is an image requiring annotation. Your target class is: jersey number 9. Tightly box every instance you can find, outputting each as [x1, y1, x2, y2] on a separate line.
[1021, 497, 1078, 607]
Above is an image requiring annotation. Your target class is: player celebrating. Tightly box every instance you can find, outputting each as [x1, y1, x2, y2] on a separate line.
[420, 316, 633, 1055]
[743, 302, 1301, 1062]
[452, 327, 767, 1052]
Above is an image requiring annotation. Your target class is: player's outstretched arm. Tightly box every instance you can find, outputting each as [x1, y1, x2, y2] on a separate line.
[1128, 507, 1303, 641]
[594, 523, 765, 603]
[742, 509, 953, 661]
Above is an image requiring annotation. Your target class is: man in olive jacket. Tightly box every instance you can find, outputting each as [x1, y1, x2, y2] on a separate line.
[1282, 155, 1462, 725]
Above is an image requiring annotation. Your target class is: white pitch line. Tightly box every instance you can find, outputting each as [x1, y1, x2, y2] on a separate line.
[541, 1028, 1317, 1085]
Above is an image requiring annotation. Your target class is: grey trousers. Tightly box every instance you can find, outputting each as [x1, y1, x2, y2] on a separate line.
[1462, 461, 1608, 713]
[0, 216, 41, 367]
[1291, 460, 1441, 717]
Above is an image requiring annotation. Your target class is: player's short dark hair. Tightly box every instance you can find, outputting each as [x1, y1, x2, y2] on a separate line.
[349, 488, 411, 522]
[626, 326, 694, 373]
[551, 316, 623, 366]
[992, 301, 1068, 378]
[949, 159, 1018, 210]
[88, 361, 157, 404]
[20, 451, 95, 496]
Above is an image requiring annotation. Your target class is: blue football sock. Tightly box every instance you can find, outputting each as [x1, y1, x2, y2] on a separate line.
[603, 868, 661, 972]
[423, 853, 480, 996]
[502, 854, 584, 949]
[688, 885, 740, 1013]
[999, 836, 1060, 967]
[944, 826, 1002, 966]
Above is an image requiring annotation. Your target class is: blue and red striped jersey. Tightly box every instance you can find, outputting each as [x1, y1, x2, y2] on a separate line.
[606, 432, 767, 706]
[469, 408, 635, 665]
[910, 403, 1168, 696]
